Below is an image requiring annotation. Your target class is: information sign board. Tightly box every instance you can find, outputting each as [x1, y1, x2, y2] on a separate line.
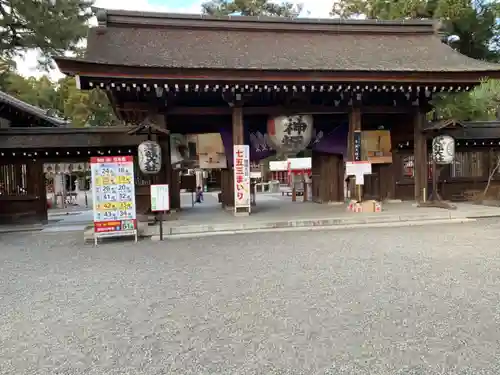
[91, 155, 137, 244]
[346, 161, 372, 185]
[151, 184, 170, 212]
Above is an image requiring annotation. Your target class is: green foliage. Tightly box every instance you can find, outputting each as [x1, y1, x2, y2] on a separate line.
[2, 72, 119, 127]
[331, 0, 499, 62]
[0, 0, 94, 69]
[201, 0, 303, 17]
[331, 0, 500, 120]
[431, 79, 500, 120]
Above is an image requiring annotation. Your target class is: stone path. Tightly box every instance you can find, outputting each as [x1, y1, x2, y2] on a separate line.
[2, 220, 500, 374]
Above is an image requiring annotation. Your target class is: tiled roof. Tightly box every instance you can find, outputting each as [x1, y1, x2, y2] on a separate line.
[78, 8, 500, 73]
[0, 91, 69, 127]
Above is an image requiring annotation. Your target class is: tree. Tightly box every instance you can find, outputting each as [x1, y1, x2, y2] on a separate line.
[331, 0, 500, 120]
[56, 76, 119, 127]
[331, 0, 499, 62]
[430, 79, 500, 121]
[1, 73, 119, 127]
[202, 0, 303, 17]
[0, 0, 93, 69]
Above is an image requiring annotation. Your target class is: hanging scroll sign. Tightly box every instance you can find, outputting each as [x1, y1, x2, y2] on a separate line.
[138, 140, 162, 174]
[432, 135, 455, 164]
[267, 114, 313, 154]
[353, 131, 362, 161]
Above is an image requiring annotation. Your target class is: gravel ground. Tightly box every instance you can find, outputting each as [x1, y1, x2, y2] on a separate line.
[1, 220, 500, 374]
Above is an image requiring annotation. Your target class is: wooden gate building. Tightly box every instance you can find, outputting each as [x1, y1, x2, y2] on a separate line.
[48, 9, 500, 206]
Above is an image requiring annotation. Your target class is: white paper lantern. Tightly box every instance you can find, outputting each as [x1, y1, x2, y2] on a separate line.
[267, 114, 313, 154]
[138, 140, 162, 174]
[432, 135, 455, 164]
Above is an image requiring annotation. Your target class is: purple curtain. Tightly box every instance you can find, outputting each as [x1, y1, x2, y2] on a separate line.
[220, 116, 348, 167]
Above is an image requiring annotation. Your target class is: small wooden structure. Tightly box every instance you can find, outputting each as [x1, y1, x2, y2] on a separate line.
[0, 89, 154, 224]
[418, 119, 465, 208]
[0, 91, 67, 224]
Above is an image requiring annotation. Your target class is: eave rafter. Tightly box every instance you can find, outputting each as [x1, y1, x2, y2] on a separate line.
[88, 80, 472, 96]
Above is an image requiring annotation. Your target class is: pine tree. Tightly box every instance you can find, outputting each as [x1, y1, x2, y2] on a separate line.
[202, 0, 303, 17]
[331, 0, 499, 62]
[0, 0, 93, 69]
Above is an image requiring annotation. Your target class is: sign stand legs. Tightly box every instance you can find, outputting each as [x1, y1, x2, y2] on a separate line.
[418, 160, 456, 209]
[159, 211, 164, 241]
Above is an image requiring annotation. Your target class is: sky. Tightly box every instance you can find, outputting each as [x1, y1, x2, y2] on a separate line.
[15, 0, 334, 81]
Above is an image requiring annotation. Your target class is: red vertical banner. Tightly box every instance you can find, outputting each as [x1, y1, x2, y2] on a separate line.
[233, 145, 250, 211]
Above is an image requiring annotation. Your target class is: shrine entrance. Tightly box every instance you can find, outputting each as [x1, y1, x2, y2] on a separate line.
[54, 8, 500, 218]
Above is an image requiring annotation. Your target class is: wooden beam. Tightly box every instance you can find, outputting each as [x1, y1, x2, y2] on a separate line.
[54, 58, 499, 83]
[0, 128, 148, 149]
[121, 102, 154, 111]
[166, 105, 412, 116]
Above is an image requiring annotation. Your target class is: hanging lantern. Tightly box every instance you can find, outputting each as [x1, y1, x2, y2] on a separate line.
[432, 135, 455, 164]
[138, 140, 162, 174]
[267, 114, 313, 155]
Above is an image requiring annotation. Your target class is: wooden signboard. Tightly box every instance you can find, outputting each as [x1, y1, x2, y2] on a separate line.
[180, 174, 197, 191]
[361, 130, 393, 164]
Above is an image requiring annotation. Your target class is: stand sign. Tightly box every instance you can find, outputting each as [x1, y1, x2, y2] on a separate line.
[150, 184, 170, 241]
[91, 156, 137, 245]
[151, 184, 170, 212]
[345, 161, 372, 185]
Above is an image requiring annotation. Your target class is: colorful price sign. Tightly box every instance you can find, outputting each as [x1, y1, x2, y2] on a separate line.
[91, 156, 137, 241]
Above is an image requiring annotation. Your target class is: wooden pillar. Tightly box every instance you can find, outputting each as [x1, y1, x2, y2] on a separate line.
[220, 105, 244, 209]
[231, 105, 251, 214]
[155, 113, 179, 211]
[27, 159, 47, 224]
[311, 151, 343, 203]
[170, 167, 181, 210]
[413, 109, 428, 202]
[347, 106, 362, 199]
[303, 176, 308, 202]
[232, 106, 244, 145]
[220, 168, 234, 208]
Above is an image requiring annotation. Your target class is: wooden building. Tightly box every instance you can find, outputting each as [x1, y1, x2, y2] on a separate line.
[393, 120, 500, 201]
[54, 9, 500, 208]
[0, 90, 153, 224]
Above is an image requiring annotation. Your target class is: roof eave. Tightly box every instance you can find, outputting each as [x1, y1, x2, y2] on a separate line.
[0, 91, 69, 127]
[52, 58, 500, 86]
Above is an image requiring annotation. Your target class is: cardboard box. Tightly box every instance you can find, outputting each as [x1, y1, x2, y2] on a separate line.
[348, 199, 382, 213]
[360, 200, 382, 213]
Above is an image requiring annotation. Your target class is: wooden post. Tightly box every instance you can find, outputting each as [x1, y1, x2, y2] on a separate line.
[303, 175, 308, 202]
[157, 114, 176, 211]
[413, 109, 428, 202]
[348, 106, 362, 199]
[232, 106, 244, 145]
[220, 169, 234, 208]
[311, 151, 343, 203]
